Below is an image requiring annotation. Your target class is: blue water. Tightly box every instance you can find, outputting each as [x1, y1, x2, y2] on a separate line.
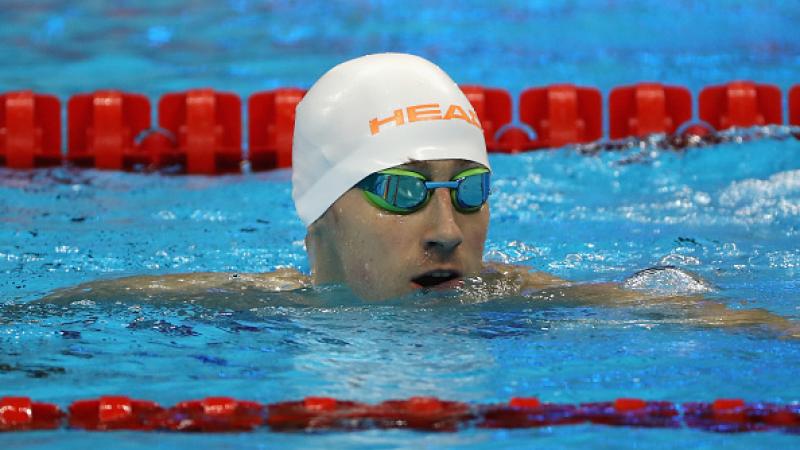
[2, 1, 800, 448]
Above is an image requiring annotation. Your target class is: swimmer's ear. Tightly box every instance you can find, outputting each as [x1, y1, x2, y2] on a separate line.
[310, 206, 336, 231]
[305, 211, 345, 284]
[305, 220, 321, 259]
[304, 227, 321, 276]
[304, 232, 315, 264]
[305, 211, 332, 268]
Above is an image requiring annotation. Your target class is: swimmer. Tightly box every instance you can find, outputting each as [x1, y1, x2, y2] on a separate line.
[42, 53, 799, 338]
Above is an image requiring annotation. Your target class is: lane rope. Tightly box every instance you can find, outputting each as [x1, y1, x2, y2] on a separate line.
[2, 82, 798, 173]
[2, 395, 798, 433]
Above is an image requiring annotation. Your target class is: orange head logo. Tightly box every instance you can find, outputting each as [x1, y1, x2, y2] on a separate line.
[369, 103, 482, 135]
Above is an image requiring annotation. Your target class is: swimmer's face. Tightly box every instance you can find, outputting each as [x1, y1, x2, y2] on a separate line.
[307, 159, 489, 300]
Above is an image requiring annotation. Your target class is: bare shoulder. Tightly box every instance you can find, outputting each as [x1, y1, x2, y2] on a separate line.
[481, 262, 570, 290]
[40, 268, 311, 303]
[480, 262, 647, 303]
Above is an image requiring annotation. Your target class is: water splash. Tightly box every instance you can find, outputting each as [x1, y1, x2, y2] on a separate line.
[622, 266, 716, 295]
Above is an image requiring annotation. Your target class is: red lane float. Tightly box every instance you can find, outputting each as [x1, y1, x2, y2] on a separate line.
[699, 81, 783, 131]
[268, 396, 472, 432]
[790, 85, 800, 130]
[684, 399, 800, 433]
[161, 397, 264, 432]
[267, 396, 371, 431]
[609, 83, 692, 139]
[478, 397, 581, 428]
[68, 396, 163, 431]
[580, 398, 679, 428]
[0, 91, 61, 169]
[158, 88, 243, 174]
[0, 396, 63, 431]
[519, 84, 603, 149]
[67, 90, 151, 170]
[248, 88, 306, 170]
[460, 85, 531, 153]
[367, 396, 473, 432]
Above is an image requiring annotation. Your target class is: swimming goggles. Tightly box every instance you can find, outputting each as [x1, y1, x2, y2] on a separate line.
[356, 167, 491, 214]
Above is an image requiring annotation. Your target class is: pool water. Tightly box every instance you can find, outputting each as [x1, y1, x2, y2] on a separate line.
[2, 1, 800, 448]
[3, 141, 800, 447]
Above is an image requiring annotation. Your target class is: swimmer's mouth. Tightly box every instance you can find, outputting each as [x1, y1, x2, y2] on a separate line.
[411, 270, 463, 289]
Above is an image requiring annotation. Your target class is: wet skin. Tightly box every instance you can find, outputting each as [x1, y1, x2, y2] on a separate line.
[306, 159, 490, 300]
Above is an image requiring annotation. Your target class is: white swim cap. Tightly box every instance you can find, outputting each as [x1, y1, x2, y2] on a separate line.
[291, 53, 489, 226]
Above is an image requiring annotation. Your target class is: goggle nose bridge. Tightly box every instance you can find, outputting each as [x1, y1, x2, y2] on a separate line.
[423, 180, 462, 190]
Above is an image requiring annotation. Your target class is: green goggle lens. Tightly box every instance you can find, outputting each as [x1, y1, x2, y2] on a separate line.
[356, 167, 490, 214]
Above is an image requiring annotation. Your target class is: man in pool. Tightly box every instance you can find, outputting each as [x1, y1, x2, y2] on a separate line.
[294, 52, 559, 300]
[45, 53, 798, 337]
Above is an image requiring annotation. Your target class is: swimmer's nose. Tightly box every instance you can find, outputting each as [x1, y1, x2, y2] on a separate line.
[422, 189, 463, 254]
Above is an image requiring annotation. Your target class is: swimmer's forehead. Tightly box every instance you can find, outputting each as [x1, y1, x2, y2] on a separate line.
[393, 159, 487, 177]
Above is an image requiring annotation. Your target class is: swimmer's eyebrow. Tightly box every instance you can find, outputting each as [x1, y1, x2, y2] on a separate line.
[394, 161, 429, 173]
[394, 160, 484, 177]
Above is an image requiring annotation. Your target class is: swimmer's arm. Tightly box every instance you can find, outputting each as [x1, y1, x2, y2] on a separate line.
[39, 269, 310, 303]
[482, 262, 569, 290]
[488, 263, 798, 338]
[532, 277, 799, 339]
